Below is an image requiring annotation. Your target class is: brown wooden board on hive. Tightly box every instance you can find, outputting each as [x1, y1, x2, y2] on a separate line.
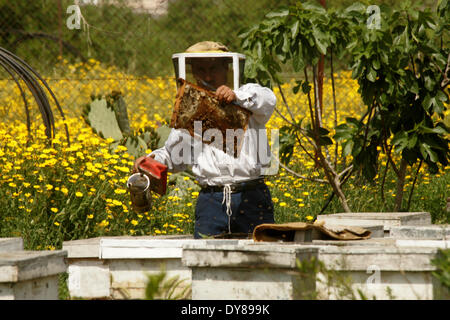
[170, 78, 252, 158]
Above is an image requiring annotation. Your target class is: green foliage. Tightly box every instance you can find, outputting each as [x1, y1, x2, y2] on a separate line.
[83, 97, 123, 140]
[239, 1, 370, 212]
[343, 1, 450, 174]
[431, 249, 450, 290]
[239, 0, 449, 211]
[82, 91, 168, 158]
[334, 116, 381, 181]
[58, 273, 70, 300]
[107, 91, 131, 135]
[295, 256, 375, 300]
[0, 0, 439, 77]
[155, 125, 172, 149]
[0, 0, 296, 76]
[239, 1, 354, 86]
[145, 266, 191, 300]
[279, 124, 297, 165]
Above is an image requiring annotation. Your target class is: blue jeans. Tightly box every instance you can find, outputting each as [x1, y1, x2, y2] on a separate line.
[194, 184, 275, 238]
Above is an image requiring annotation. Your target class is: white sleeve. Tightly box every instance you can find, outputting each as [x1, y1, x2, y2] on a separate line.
[148, 128, 190, 172]
[234, 83, 277, 125]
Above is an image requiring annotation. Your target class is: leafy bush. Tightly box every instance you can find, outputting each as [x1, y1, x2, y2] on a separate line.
[145, 266, 191, 300]
[431, 249, 450, 291]
[239, 0, 449, 213]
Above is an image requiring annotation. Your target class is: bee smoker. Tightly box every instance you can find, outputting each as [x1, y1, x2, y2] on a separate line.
[127, 172, 151, 213]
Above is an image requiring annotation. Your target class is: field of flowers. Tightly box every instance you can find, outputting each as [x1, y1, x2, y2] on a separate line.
[0, 59, 448, 250]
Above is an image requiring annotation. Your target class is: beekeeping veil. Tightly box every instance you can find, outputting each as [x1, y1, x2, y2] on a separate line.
[172, 41, 246, 90]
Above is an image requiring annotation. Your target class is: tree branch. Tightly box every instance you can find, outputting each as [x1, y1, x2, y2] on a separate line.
[330, 48, 339, 170]
[279, 162, 327, 184]
[406, 159, 422, 211]
[293, 131, 318, 163]
[303, 67, 316, 131]
[439, 52, 450, 88]
[338, 165, 354, 179]
[383, 139, 400, 177]
[380, 145, 391, 204]
[272, 89, 318, 164]
[276, 83, 297, 124]
[316, 148, 351, 212]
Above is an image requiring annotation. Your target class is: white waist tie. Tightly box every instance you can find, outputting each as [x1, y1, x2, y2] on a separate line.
[222, 184, 232, 234]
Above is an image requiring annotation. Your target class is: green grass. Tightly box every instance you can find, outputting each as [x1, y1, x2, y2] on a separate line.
[269, 164, 450, 225]
[0, 133, 448, 252]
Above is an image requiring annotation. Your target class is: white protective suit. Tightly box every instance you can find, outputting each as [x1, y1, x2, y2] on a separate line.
[150, 83, 277, 186]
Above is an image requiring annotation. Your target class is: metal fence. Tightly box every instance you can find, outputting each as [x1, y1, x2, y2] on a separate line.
[0, 0, 300, 74]
[0, 0, 379, 132]
[0, 0, 301, 123]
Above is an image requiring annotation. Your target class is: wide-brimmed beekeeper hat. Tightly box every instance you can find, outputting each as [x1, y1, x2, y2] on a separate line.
[185, 41, 229, 53]
[172, 41, 246, 90]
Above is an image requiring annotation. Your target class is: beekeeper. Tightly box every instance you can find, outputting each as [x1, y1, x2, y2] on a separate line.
[134, 41, 277, 238]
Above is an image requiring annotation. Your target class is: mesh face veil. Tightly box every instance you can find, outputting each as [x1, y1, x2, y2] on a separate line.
[172, 41, 246, 91]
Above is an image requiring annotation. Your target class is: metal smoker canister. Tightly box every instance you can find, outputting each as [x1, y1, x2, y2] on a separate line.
[127, 172, 151, 213]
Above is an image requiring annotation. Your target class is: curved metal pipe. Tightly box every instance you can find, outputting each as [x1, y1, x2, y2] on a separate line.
[0, 46, 70, 146]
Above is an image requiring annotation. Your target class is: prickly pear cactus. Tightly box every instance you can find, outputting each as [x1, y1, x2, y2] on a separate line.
[106, 91, 131, 135]
[138, 127, 160, 148]
[124, 135, 148, 158]
[167, 170, 200, 198]
[82, 91, 171, 159]
[82, 98, 123, 140]
[155, 125, 172, 149]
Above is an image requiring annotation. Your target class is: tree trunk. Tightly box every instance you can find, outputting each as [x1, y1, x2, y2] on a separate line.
[317, 0, 326, 118]
[317, 150, 352, 212]
[394, 159, 408, 211]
